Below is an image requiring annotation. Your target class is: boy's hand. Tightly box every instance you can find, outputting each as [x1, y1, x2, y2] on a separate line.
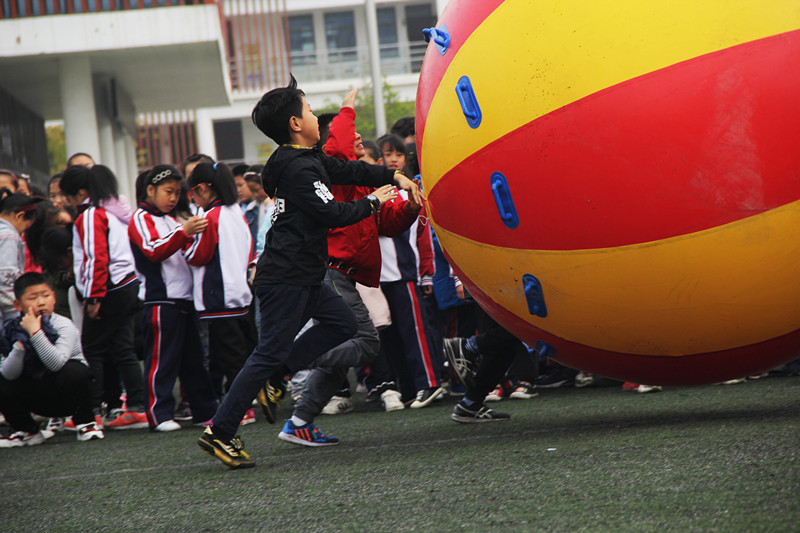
[84, 301, 101, 320]
[20, 307, 41, 336]
[342, 88, 358, 110]
[183, 216, 208, 235]
[393, 173, 424, 207]
[372, 184, 399, 206]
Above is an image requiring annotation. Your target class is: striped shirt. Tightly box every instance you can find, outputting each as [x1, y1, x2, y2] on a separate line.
[0, 313, 87, 380]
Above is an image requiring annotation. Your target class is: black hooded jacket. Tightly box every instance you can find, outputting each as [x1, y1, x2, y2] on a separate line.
[255, 145, 396, 286]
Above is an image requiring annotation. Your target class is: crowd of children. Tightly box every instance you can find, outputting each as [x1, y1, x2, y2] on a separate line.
[1, 78, 797, 464]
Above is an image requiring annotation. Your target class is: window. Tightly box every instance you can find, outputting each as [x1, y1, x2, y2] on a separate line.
[214, 120, 244, 162]
[405, 4, 436, 72]
[288, 14, 316, 66]
[377, 7, 399, 58]
[325, 11, 357, 63]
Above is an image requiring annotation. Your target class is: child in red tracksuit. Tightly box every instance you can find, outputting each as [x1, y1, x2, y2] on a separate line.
[128, 165, 218, 431]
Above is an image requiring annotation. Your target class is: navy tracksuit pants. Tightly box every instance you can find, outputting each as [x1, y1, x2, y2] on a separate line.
[142, 301, 217, 427]
[380, 280, 443, 399]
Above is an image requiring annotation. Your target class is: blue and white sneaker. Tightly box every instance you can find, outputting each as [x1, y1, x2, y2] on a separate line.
[277, 420, 340, 447]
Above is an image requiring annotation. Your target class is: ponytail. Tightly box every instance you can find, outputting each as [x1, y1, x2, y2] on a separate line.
[186, 162, 238, 206]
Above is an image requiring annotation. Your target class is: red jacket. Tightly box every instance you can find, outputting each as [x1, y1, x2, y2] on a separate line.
[325, 107, 418, 287]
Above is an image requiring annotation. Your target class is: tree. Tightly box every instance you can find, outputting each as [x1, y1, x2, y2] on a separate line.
[315, 81, 416, 141]
[46, 124, 66, 175]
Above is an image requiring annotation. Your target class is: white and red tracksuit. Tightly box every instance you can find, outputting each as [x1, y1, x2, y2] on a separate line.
[185, 199, 257, 396]
[378, 193, 442, 395]
[129, 202, 217, 427]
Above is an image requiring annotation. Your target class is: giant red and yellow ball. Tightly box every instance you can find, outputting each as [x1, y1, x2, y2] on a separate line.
[416, 0, 800, 385]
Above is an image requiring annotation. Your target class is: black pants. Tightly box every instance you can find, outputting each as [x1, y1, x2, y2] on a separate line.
[82, 283, 145, 412]
[0, 361, 94, 433]
[466, 307, 524, 404]
[207, 311, 257, 399]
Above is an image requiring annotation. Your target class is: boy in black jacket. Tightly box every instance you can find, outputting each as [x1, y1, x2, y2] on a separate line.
[198, 75, 421, 469]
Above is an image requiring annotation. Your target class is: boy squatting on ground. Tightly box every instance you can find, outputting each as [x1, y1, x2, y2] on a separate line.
[0, 273, 103, 447]
[198, 75, 422, 469]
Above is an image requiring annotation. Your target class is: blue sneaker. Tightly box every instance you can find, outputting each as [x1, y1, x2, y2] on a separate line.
[277, 420, 340, 447]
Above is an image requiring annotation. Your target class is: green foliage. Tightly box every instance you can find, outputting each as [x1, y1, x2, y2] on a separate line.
[46, 124, 66, 175]
[316, 81, 416, 141]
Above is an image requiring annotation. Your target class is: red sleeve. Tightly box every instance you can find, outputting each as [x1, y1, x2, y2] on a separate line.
[377, 196, 419, 238]
[81, 208, 110, 299]
[416, 209, 435, 284]
[324, 107, 357, 161]
[128, 211, 191, 263]
[184, 210, 219, 267]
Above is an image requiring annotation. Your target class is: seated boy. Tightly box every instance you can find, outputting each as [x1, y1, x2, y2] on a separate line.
[0, 273, 103, 447]
[197, 75, 421, 469]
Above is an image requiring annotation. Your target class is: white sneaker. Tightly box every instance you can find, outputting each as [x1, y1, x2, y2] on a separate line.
[636, 384, 663, 393]
[76, 422, 105, 441]
[45, 417, 66, 433]
[380, 389, 404, 412]
[154, 420, 181, 432]
[0, 430, 47, 448]
[321, 396, 354, 415]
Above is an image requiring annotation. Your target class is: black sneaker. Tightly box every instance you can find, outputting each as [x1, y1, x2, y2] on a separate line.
[366, 381, 397, 403]
[534, 367, 578, 389]
[443, 338, 479, 392]
[451, 401, 511, 423]
[174, 402, 192, 421]
[197, 427, 255, 469]
[409, 386, 446, 409]
[256, 377, 286, 424]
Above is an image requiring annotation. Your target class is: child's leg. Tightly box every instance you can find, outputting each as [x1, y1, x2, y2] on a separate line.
[142, 304, 183, 426]
[104, 285, 146, 412]
[211, 284, 318, 438]
[381, 281, 442, 392]
[179, 309, 218, 424]
[0, 375, 41, 433]
[207, 314, 257, 393]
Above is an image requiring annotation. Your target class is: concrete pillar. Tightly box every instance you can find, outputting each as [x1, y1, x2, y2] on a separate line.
[194, 109, 218, 159]
[58, 56, 101, 162]
[124, 134, 138, 193]
[365, 0, 387, 136]
[96, 105, 117, 173]
[113, 127, 134, 207]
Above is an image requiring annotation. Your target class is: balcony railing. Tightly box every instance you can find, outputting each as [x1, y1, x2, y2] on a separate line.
[0, 0, 215, 20]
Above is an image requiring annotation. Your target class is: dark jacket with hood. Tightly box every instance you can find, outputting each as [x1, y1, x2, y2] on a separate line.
[255, 145, 396, 286]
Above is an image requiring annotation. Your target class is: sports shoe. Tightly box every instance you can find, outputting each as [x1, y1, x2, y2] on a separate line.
[76, 422, 105, 441]
[0, 430, 48, 447]
[173, 402, 192, 421]
[256, 378, 286, 424]
[534, 367, 577, 388]
[622, 382, 640, 391]
[277, 420, 339, 447]
[240, 408, 256, 426]
[154, 420, 181, 432]
[321, 396, 354, 415]
[45, 417, 66, 433]
[451, 401, 511, 423]
[574, 371, 596, 388]
[636, 384, 663, 393]
[443, 337, 478, 392]
[510, 381, 539, 399]
[380, 389, 404, 412]
[64, 415, 104, 431]
[410, 386, 445, 409]
[485, 384, 506, 402]
[198, 427, 255, 469]
[104, 410, 149, 430]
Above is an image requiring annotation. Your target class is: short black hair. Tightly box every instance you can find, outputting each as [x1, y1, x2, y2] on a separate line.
[39, 226, 73, 273]
[316, 113, 338, 150]
[251, 74, 305, 145]
[13, 272, 51, 300]
[231, 164, 250, 178]
[390, 116, 415, 139]
[66, 152, 95, 167]
[180, 153, 215, 179]
[187, 162, 238, 206]
[376, 133, 407, 156]
[362, 140, 381, 162]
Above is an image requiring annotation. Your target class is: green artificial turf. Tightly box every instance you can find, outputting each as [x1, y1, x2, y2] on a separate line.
[1, 376, 798, 532]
